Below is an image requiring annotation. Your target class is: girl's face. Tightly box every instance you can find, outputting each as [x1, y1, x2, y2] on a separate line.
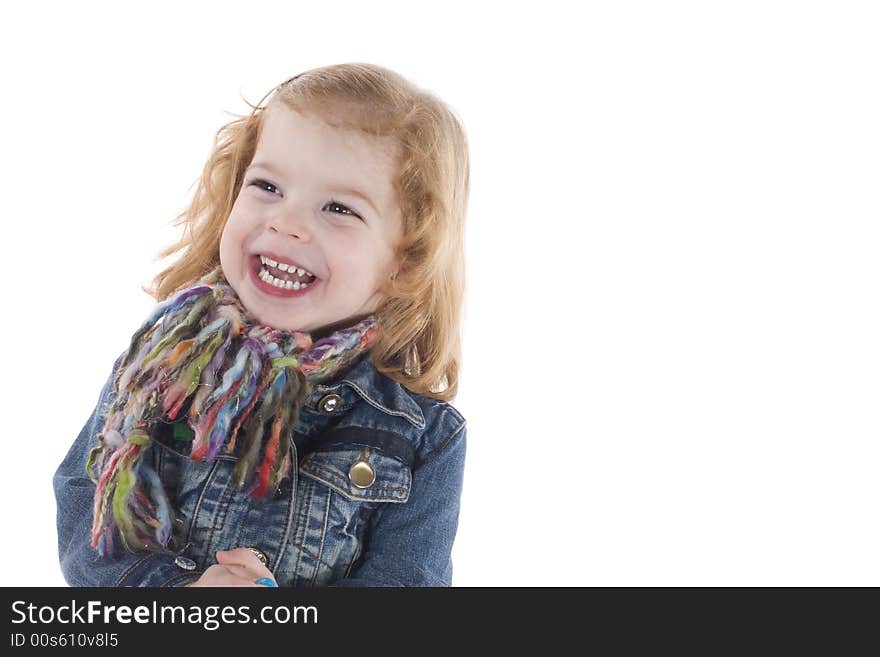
[219, 102, 403, 334]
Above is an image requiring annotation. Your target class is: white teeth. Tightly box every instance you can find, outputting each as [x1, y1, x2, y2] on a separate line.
[259, 265, 314, 292]
[259, 254, 313, 277]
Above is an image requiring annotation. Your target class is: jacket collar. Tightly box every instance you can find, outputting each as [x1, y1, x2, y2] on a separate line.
[306, 353, 426, 429]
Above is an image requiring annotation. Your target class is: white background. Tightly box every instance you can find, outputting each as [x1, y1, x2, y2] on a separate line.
[1, 1, 877, 586]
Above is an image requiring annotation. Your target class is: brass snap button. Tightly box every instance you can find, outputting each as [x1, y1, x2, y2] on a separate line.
[349, 449, 376, 489]
[317, 393, 343, 415]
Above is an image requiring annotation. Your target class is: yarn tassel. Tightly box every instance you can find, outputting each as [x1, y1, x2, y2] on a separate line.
[141, 466, 172, 546]
[253, 365, 310, 498]
[118, 285, 212, 371]
[225, 356, 275, 455]
[253, 414, 283, 498]
[90, 432, 171, 555]
[191, 333, 233, 420]
[190, 342, 257, 461]
[111, 436, 148, 550]
[90, 448, 127, 546]
[141, 291, 219, 368]
[117, 287, 214, 390]
[190, 384, 236, 461]
[231, 370, 286, 490]
[163, 331, 227, 420]
[268, 368, 309, 491]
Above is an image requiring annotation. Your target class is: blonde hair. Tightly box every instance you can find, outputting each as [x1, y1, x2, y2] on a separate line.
[143, 63, 469, 402]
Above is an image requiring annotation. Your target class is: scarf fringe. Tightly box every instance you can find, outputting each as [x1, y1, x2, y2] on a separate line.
[88, 268, 378, 556]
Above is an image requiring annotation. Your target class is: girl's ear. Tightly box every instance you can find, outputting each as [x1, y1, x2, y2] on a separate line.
[388, 260, 401, 282]
[380, 264, 401, 296]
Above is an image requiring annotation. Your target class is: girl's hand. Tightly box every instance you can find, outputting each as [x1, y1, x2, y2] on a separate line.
[184, 548, 277, 587]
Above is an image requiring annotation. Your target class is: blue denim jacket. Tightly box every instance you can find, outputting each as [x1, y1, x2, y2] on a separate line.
[53, 350, 467, 587]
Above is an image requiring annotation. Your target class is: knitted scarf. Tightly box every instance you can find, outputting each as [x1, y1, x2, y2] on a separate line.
[86, 265, 379, 557]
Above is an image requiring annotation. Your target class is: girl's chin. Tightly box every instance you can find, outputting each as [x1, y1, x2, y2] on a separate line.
[242, 293, 322, 333]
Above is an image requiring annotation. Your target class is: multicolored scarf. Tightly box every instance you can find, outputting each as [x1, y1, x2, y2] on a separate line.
[87, 265, 378, 557]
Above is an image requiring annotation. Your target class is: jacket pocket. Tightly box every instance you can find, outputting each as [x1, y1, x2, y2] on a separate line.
[281, 444, 413, 586]
[298, 446, 412, 503]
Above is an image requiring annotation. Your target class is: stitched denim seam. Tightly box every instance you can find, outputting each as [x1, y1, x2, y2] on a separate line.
[290, 538, 336, 571]
[309, 492, 332, 586]
[210, 473, 235, 531]
[343, 540, 361, 578]
[298, 474, 408, 504]
[273, 443, 298, 571]
[160, 572, 201, 587]
[293, 476, 315, 580]
[185, 459, 221, 559]
[308, 436, 416, 470]
[419, 420, 467, 469]
[305, 485, 404, 505]
[339, 380, 425, 428]
[117, 554, 153, 586]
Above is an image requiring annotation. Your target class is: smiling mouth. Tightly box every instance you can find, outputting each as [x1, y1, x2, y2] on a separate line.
[250, 255, 319, 293]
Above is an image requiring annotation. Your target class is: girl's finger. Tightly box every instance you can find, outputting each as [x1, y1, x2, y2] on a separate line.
[195, 564, 263, 587]
[216, 548, 275, 581]
[215, 563, 267, 583]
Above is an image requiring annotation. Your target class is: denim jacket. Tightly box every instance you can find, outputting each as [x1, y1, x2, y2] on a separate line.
[53, 350, 467, 587]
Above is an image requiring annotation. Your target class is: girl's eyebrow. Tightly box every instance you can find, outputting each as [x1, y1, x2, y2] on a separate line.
[248, 161, 380, 216]
[334, 186, 381, 217]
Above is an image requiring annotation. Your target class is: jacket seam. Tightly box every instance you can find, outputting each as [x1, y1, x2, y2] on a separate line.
[344, 540, 362, 578]
[272, 443, 298, 572]
[116, 554, 153, 586]
[291, 538, 336, 571]
[184, 459, 221, 556]
[340, 380, 426, 428]
[160, 572, 202, 587]
[309, 492, 332, 586]
[419, 419, 467, 469]
[293, 474, 316, 578]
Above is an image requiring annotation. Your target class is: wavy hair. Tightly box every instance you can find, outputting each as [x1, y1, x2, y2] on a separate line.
[142, 63, 469, 401]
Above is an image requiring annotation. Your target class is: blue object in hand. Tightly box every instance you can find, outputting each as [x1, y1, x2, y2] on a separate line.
[255, 577, 278, 587]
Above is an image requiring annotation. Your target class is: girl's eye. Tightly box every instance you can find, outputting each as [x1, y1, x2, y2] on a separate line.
[249, 178, 281, 195]
[325, 200, 362, 220]
[248, 179, 362, 221]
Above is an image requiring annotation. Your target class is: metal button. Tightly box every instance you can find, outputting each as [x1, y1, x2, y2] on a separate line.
[174, 556, 196, 571]
[349, 460, 376, 489]
[317, 393, 343, 415]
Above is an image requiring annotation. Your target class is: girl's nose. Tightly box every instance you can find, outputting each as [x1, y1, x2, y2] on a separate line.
[269, 205, 314, 241]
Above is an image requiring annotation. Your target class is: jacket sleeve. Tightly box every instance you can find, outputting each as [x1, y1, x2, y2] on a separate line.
[326, 421, 467, 587]
[52, 353, 202, 587]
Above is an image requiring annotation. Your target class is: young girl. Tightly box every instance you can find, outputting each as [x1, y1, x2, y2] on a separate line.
[53, 63, 469, 587]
